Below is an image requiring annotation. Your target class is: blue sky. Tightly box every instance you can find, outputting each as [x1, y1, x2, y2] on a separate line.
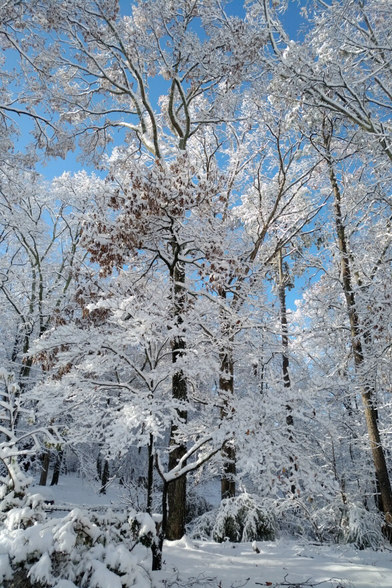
[227, 0, 306, 39]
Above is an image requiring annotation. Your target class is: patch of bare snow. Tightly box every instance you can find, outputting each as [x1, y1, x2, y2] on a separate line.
[154, 538, 392, 588]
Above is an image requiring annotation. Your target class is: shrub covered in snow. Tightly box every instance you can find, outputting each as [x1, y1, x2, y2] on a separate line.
[0, 493, 154, 587]
[186, 490, 212, 525]
[342, 503, 385, 550]
[188, 494, 276, 543]
[276, 498, 342, 544]
[213, 494, 276, 543]
[187, 508, 217, 541]
[275, 495, 386, 550]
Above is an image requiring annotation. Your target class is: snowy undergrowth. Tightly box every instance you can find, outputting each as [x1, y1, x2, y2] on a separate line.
[188, 493, 386, 551]
[0, 492, 155, 588]
[188, 494, 276, 543]
[1, 474, 390, 588]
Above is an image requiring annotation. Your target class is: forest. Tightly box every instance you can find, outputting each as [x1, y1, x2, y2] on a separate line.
[1, 1, 392, 587]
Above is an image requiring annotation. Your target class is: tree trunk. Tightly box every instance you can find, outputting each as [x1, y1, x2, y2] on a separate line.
[167, 261, 187, 540]
[96, 453, 102, 480]
[39, 451, 50, 486]
[277, 248, 294, 429]
[326, 142, 392, 530]
[218, 286, 236, 500]
[146, 434, 154, 515]
[147, 436, 163, 570]
[151, 535, 163, 572]
[277, 248, 297, 493]
[152, 477, 167, 571]
[50, 450, 63, 486]
[99, 460, 109, 494]
[220, 348, 236, 499]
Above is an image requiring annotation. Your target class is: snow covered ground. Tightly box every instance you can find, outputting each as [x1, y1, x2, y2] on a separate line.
[30, 475, 392, 588]
[156, 537, 392, 588]
[30, 473, 123, 509]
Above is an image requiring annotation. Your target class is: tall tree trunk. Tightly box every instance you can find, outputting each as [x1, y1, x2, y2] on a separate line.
[326, 141, 392, 530]
[220, 348, 236, 499]
[99, 460, 109, 494]
[167, 261, 187, 540]
[277, 248, 296, 493]
[96, 452, 102, 480]
[152, 472, 168, 571]
[277, 248, 294, 430]
[146, 433, 154, 515]
[219, 289, 236, 500]
[149, 435, 162, 572]
[39, 451, 50, 486]
[50, 449, 63, 486]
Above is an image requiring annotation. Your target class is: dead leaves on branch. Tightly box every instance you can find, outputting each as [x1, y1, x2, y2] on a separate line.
[83, 154, 225, 276]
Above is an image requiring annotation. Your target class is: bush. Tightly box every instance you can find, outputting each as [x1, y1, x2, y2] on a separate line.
[0, 493, 153, 588]
[186, 490, 212, 525]
[187, 508, 217, 541]
[342, 503, 385, 550]
[213, 494, 276, 543]
[188, 494, 276, 543]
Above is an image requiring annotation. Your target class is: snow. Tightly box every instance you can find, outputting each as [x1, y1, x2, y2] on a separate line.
[30, 486, 55, 503]
[89, 560, 123, 588]
[30, 474, 123, 511]
[156, 538, 392, 588]
[28, 551, 52, 585]
[104, 543, 138, 575]
[0, 553, 13, 582]
[136, 512, 157, 537]
[5, 474, 392, 588]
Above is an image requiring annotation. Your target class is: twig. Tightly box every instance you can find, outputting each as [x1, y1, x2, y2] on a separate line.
[255, 575, 355, 588]
[163, 570, 218, 588]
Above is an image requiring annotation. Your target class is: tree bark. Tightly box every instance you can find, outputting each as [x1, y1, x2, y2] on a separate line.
[152, 476, 168, 571]
[39, 451, 50, 486]
[146, 434, 154, 515]
[151, 531, 163, 571]
[96, 453, 102, 480]
[277, 248, 294, 429]
[219, 289, 236, 500]
[167, 261, 187, 540]
[325, 138, 392, 530]
[277, 248, 296, 493]
[220, 348, 236, 499]
[99, 460, 109, 494]
[50, 450, 63, 486]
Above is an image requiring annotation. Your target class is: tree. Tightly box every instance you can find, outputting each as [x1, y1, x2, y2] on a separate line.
[0, 367, 60, 502]
[290, 107, 392, 535]
[5, 0, 266, 539]
[0, 168, 88, 382]
[250, 1, 392, 160]
[0, 167, 97, 488]
[212, 93, 323, 497]
[241, 0, 392, 537]
[32, 260, 236, 568]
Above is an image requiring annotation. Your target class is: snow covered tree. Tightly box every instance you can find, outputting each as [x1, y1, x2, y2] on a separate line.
[286, 106, 392, 537]
[239, 0, 392, 538]
[249, 1, 392, 161]
[3, 0, 392, 562]
[0, 168, 89, 390]
[4, 0, 265, 540]
[0, 367, 60, 506]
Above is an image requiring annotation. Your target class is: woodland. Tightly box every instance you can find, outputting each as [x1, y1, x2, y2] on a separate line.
[1, 1, 392, 586]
